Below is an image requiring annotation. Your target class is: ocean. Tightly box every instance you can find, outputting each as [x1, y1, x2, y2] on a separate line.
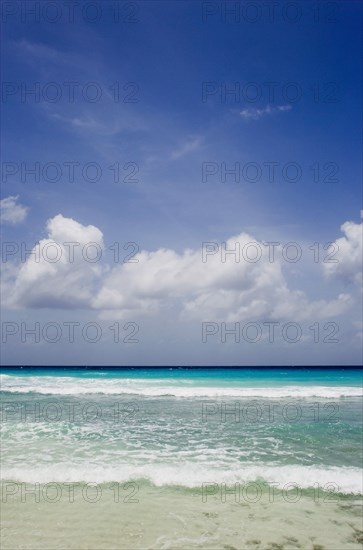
[0, 367, 362, 549]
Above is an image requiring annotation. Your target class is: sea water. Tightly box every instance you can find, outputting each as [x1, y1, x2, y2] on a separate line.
[1, 367, 362, 549]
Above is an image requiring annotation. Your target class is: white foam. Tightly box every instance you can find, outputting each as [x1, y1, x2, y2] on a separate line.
[0, 375, 361, 398]
[1, 463, 362, 494]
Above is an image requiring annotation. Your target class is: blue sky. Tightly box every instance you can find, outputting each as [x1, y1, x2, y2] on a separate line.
[1, 0, 362, 365]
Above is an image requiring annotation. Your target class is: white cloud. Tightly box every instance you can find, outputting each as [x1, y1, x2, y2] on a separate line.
[171, 136, 203, 160]
[4, 214, 105, 309]
[3, 214, 356, 323]
[240, 104, 292, 121]
[0, 196, 28, 225]
[50, 112, 141, 137]
[93, 235, 352, 321]
[323, 218, 363, 287]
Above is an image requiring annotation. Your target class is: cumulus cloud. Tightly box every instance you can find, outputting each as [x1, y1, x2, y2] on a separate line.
[239, 104, 292, 121]
[323, 218, 363, 287]
[0, 196, 28, 225]
[3, 214, 357, 322]
[4, 214, 105, 309]
[93, 235, 352, 321]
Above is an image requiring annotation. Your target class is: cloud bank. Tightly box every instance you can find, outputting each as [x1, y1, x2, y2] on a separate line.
[2, 214, 359, 323]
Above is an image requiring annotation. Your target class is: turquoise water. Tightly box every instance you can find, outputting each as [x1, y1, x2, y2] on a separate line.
[1, 368, 362, 487]
[2, 366, 362, 385]
[1, 368, 362, 549]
